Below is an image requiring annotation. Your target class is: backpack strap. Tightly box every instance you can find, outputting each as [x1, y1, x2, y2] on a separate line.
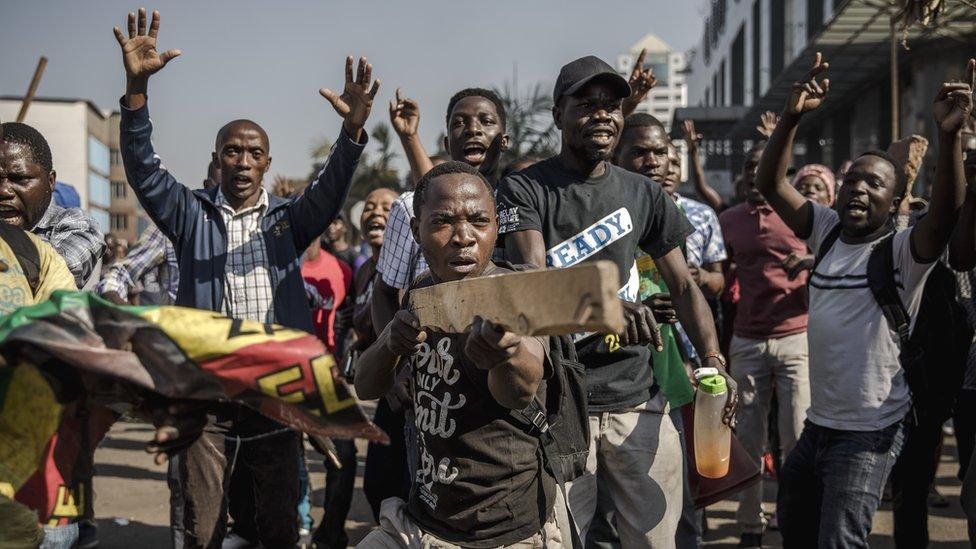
[0, 222, 41, 296]
[809, 223, 842, 287]
[866, 233, 911, 346]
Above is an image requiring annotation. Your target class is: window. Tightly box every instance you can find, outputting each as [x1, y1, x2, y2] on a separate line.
[731, 24, 745, 105]
[111, 181, 127, 199]
[110, 150, 122, 167]
[88, 136, 110, 176]
[89, 173, 111, 208]
[110, 214, 128, 232]
[90, 208, 110, 233]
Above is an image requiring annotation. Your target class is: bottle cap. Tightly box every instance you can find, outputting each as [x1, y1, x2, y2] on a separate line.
[698, 375, 727, 395]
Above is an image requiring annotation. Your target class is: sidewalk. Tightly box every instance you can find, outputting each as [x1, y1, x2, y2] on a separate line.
[90, 422, 970, 547]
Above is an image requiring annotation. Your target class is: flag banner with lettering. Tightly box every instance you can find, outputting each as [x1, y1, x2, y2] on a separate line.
[0, 290, 385, 524]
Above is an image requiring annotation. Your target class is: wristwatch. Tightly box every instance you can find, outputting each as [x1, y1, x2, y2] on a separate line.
[702, 351, 727, 368]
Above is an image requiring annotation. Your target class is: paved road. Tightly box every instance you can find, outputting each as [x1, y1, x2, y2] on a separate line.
[91, 422, 970, 547]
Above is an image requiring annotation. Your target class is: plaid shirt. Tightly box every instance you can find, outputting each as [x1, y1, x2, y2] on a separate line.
[97, 224, 178, 304]
[32, 200, 105, 289]
[216, 189, 275, 323]
[375, 191, 428, 289]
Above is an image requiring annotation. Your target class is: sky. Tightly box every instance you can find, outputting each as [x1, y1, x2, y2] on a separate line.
[1, 0, 706, 186]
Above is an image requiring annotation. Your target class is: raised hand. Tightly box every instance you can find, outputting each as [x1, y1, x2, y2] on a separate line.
[786, 52, 830, 115]
[933, 59, 975, 134]
[389, 88, 420, 138]
[320, 56, 381, 141]
[756, 111, 780, 138]
[113, 8, 181, 82]
[683, 119, 702, 151]
[622, 48, 658, 117]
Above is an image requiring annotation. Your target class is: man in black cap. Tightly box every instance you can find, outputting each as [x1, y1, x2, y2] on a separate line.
[496, 55, 737, 546]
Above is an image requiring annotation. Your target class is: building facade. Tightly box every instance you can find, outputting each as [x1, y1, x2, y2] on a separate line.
[0, 97, 147, 243]
[616, 33, 688, 131]
[676, 0, 976, 198]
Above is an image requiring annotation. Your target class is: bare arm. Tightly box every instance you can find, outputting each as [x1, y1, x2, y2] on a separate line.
[390, 89, 434, 186]
[655, 247, 737, 424]
[503, 230, 547, 269]
[755, 53, 833, 236]
[465, 317, 546, 409]
[949, 187, 976, 271]
[683, 120, 726, 212]
[914, 69, 974, 262]
[355, 310, 426, 400]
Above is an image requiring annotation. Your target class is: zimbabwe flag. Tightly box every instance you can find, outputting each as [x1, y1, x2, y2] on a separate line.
[0, 290, 385, 524]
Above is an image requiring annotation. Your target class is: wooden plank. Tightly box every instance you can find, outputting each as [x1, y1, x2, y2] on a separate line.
[16, 57, 47, 123]
[409, 261, 625, 336]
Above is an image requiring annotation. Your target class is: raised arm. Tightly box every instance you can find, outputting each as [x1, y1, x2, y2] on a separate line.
[683, 119, 726, 212]
[914, 61, 974, 261]
[755, 53, 831, 236]
[114, 8, 197, 242]
[950, 155, 976, 270]
[622, 48, 658, 118]
[290, 56, 378, 251]
[390, 89, 434, 186]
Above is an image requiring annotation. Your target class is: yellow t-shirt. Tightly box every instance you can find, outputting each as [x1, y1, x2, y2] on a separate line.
[0, 231, 76, 315]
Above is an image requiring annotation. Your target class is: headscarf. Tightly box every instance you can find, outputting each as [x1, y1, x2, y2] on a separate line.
[792, 163, 837, 206]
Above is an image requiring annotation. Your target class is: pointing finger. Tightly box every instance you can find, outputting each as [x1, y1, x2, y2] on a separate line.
[631, 48, 648, 79]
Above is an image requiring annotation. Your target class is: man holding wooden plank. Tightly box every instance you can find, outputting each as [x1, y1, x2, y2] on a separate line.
[356, 161, 587, 548]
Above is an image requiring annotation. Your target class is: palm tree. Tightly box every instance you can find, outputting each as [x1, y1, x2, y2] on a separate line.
[493, 82, 560, 167]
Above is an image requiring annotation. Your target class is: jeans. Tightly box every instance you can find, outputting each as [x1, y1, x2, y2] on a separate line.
[729, 333, 810, 534]
[778, 419, 907, 548]
[567, 394, 683, 548]
[39, 524, 79, 549]
[313, 438, 357, 548]
[891, 410, 948, 548]
[170, 428, 301, 549]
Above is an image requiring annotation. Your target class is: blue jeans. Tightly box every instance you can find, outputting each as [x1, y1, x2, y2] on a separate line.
[777, 419, 908, 548]
[39, 524, 79, 549]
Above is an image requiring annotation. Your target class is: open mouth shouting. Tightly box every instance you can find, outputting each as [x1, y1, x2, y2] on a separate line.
[364, 216, 387, 241]
[0, 204, 24, 227]
[844, 199, 869, 220]
[462, 142, 488, 165]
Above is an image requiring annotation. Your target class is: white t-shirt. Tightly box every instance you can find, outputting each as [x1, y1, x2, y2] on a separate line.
[806, 203, 936, 431]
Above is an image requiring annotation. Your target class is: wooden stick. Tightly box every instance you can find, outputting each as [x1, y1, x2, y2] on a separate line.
[410, 261, 625, 336]
[16, 57, 48, 123]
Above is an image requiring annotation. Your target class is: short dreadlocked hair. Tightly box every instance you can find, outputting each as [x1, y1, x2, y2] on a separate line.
[1, 122, 53, 172]
[445, 88, 507, 129]
[413, 161, 495, 219]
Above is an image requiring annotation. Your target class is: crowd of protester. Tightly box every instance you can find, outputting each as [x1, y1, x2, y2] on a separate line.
[5, 7, 976, 549]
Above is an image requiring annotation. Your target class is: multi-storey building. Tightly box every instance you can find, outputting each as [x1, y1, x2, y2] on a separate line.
[676, 0, 976, 199]
[0, 97, 148, 243]
[616, 33, 688, 131]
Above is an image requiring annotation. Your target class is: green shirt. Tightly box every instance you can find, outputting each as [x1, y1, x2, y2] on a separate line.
[637, 252, 695, 408]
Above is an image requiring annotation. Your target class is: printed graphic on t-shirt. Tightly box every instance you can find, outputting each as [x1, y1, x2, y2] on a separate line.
[546, 207, 640, 303]
[498, 206, 520, 234]
[412, 337, 465, 511]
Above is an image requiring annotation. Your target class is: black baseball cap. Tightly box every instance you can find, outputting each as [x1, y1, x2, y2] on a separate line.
[553, 56, 632, 104]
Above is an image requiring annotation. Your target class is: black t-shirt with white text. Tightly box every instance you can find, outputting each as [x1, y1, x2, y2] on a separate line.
[496, 158, 692, 411]
[404, 263, 555, 547]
